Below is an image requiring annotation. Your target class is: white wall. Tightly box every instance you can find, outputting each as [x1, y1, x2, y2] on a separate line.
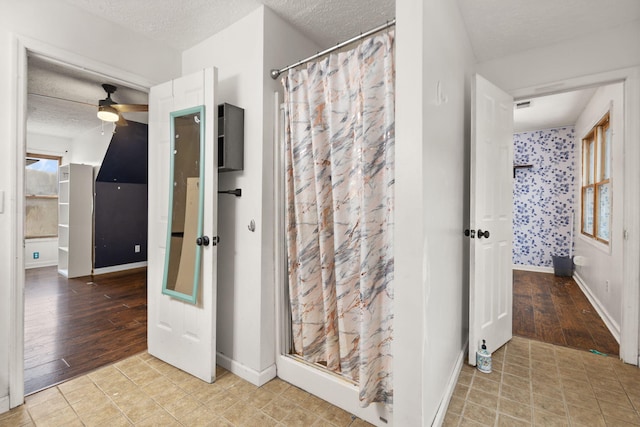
[69, 126, 113, 166]
[395, 0, 475, 424]
[181, 6, 319, 384]
[573, 83, 624, 337]
[24, 238, 57, 269]
[0, 0, 180, 410]
[27, 132, 71, 163]
[476, 19, 640, 91]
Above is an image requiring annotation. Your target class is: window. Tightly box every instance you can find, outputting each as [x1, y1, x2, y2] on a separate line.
[581, 113, 611, 244]
[25, 154, 61, 238]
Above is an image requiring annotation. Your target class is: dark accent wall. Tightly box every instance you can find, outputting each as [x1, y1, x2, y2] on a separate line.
[94, 182, 148, 268]
[94, 121, 148, 269]
[96, 121, 148, 184]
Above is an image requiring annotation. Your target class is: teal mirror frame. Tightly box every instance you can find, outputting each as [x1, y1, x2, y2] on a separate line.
[162, 105, 206, 304]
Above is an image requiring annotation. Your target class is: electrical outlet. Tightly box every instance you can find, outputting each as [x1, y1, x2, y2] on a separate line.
[134, 244, 141, 253]
[605, 280, 610, 292]
[33, 251, 39, 259]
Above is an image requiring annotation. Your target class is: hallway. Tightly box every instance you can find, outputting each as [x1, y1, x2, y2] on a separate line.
[513, 270, 619, 356]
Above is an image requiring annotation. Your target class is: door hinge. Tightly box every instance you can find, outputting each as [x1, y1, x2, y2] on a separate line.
[624, 229, 629, 240]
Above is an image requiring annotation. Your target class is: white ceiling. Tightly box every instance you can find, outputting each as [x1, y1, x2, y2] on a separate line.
[458, 0, 640, 62]
[513, 87, 598, 133]
[27, 1, 640, 139]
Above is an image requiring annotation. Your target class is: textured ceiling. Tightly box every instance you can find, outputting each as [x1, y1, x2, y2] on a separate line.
[29, 1, 638, 139]
[458, 0, 640, 62]
[62, 0, 395, 51]
[28, 55, 148, 139]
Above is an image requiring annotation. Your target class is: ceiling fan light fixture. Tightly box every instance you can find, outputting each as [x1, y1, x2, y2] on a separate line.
[97, 105, 119, 122]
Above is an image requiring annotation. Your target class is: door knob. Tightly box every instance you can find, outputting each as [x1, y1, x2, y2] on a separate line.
[477, 229, 490, 239]
[464, 229, 475, 238]
[196, 236, 210, 246]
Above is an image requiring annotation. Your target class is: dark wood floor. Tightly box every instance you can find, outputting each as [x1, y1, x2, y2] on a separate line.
[513, 269, 619, 355]
[24, 266, 147, 395]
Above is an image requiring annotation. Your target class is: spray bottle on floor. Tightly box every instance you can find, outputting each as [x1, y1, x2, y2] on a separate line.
[476, 339, 492, 373]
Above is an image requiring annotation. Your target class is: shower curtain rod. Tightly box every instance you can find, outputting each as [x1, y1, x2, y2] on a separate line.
[269, 18, 396, 79]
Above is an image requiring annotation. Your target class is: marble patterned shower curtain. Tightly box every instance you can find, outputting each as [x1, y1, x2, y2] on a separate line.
[282, 30, 395, 406]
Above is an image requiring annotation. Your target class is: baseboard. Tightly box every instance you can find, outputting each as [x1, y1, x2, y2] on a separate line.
[25, 260, 57, 269]
[512, 264, 554, 274]
[0, 395, 9, 414]
[431, 341, 467, 427]
[573, 272, 620, 343]
[93, 261, 147, 276]
[216, 352, 276, 387]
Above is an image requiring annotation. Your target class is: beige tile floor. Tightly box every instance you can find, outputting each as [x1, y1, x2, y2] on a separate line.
[444, 336, 640, 426]
[3, 336, 640, 426]
[0, 352, 373, 427]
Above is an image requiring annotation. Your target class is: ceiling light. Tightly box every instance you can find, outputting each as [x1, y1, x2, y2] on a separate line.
[97, 105, 119, 122]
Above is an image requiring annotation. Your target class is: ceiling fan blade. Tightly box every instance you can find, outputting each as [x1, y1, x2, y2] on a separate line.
[112, 104, 148, 113]
[116, 115, 128, 127]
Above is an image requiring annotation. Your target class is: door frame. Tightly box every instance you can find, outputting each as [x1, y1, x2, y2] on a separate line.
[9, 34, 153, 407]
[509, 66, 640, 365]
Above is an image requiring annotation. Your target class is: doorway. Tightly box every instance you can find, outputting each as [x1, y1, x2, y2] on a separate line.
[11, 40, 153, 403]
[510, 82, 624, 356]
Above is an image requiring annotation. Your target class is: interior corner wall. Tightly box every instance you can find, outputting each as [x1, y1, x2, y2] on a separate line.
[262, 7, 320, 369]
[573, 83, 624, 335]
[476, 19, 640, 92]
[513, 127, 576, 269]
[181, 5, 319, 383]
[395, 0, 475, 424]
[181, 6, 268, 381]
[0, 0, 180, 411]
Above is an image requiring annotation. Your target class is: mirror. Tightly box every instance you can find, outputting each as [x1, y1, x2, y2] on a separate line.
[162, 105, 206, 304]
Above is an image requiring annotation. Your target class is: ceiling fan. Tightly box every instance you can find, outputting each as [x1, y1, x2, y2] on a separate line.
[97, 84, 148, 126]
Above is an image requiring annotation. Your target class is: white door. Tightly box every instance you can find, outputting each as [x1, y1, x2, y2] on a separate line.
[469, 74, 514, 364]
[147, 68, 218, 381]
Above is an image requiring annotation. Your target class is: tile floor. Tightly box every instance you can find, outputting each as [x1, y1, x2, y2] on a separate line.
[444, 336, 640, 426]
[3, 336, 639, 426]
[0, 352, 372, 427]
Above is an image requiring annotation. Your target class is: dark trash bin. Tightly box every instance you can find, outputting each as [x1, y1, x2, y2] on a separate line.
[552, 255, 574, 277]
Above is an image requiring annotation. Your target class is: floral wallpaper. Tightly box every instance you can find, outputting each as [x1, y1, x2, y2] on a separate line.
[513, 127, 576, 268]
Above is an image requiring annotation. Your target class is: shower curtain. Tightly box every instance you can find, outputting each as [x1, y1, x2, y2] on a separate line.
[282, 30, 395, 406]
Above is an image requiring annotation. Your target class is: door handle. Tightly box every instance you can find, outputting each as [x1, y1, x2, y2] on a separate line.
[196, 236, 210, 246]
[477, 229, 490, 239]
[464, 229, 475, 238]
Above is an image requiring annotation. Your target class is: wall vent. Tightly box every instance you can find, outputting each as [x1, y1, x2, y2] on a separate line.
[515, 101, 531, 109]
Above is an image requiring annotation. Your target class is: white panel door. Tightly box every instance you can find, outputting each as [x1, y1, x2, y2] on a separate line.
[148, 68, 218, 382]
[469, 74, 514, 364]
